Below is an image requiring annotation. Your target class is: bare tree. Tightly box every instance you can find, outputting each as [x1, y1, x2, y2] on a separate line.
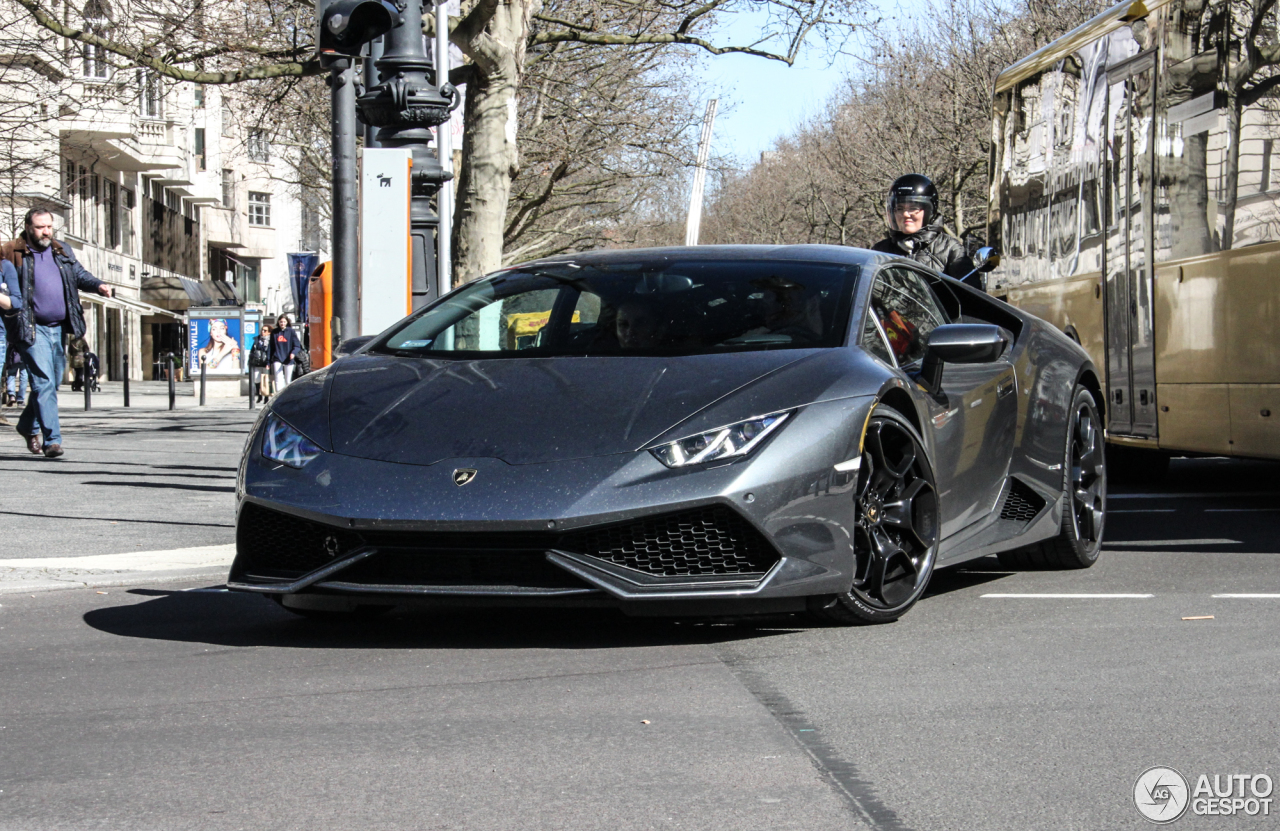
[14, 0, 869, 282]
[702, 0, 1111, 249]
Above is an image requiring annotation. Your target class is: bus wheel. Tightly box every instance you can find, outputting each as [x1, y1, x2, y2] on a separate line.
[1106, 443, 1169, 484]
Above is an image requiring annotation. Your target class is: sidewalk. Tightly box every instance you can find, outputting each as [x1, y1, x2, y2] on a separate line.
[0, 379, 262, 413]
[0, 388, 261, 592]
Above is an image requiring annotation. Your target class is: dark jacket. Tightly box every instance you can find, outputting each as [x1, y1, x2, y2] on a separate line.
[0, 236, 104, 346]
[872, 220, 978, 286]
[271, 326, 303, 365]
[0, 257, 21, 344]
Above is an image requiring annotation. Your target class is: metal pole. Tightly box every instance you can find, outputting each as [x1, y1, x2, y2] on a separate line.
[435, 0, 453, 292]
[329, 56, 360, 344]
[83, 363, 91, 410]
[122, 353, 129, 407]
[249, 369, 256, 410]
[684, 98, 718, 246]
[167, 354, 175, 411]
[199, 356, 207, 406]
[357, 0, 457, 311]
[362, 37, 384, 148]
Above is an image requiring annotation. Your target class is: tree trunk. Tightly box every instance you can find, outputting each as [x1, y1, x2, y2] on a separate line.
[451, 0, 539, 285]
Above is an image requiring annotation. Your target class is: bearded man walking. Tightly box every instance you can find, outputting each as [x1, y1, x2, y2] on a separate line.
[2, 209, 112, 458]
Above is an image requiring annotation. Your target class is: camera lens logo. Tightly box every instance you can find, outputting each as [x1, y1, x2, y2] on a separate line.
[1135, 766, 1190, 823]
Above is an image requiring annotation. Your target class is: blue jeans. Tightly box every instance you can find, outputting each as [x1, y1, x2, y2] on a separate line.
[17, 324, 65, 445]
[8, 367, 28, 399]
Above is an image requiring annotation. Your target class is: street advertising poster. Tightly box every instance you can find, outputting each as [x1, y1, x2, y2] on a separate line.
[189, 316, 244, 376]
[242, 311, 260, 363]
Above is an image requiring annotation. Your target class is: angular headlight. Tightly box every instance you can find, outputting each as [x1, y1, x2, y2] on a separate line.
[649, 411, 791, 468]
[261, 413, 323, 468]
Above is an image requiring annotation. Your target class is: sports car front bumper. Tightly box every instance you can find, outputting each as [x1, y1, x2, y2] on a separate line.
[229, 397, 875, 614]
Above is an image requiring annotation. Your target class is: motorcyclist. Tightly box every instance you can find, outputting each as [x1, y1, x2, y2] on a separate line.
[871, 174, 980, 288]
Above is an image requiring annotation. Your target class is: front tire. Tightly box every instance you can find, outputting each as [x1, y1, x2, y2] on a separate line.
[999, 385, 1106, 569]
[809, 407, 940, 625]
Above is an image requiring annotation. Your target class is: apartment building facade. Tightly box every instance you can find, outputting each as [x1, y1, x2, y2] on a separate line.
[0, 1, 328, 381]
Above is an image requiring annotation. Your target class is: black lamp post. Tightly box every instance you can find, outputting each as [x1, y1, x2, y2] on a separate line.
[356, 0, 458, 310]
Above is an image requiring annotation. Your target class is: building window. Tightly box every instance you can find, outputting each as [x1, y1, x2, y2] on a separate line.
[221, 169, 234, 209]
[106, 179, 119, 248]
[63, 160, 77, 236]
[247, 129, 270, 164]
[194, 84, 205, 108]
[138, 69, 163, 118]
[121, 187, 134, 256]
[1264, 139, 1274, 193]
[248, 192, 271, 226]
[194, 127, 206, 171]
[82, 0, 110, 79]
[301, 199, 322, 252]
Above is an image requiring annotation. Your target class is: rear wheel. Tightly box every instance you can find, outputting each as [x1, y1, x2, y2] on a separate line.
[808, 408, 940, 625]
[999, 385, 1106, 570]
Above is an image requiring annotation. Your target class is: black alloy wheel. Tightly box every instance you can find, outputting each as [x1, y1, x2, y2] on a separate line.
[809, 408, 939, 625]
[999, 385, 1106, 569]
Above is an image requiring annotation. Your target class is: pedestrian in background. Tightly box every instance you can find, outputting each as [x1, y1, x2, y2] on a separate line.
[0, 256, 20, 427]
[270, 314, 302, 393]
[1, 208, 112, 458]
[5, 347, 29, 408]
[68, 335, 87, 392]
[249, 322, 272, 403]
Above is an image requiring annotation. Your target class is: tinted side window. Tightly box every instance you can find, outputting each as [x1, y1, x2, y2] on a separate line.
[861, 313, 894, 365]
[870, 267, 950, 365]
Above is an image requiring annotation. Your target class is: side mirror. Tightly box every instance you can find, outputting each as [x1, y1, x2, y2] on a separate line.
[918, 323, 1008, 394]
[334, 335, 374, 358]
[971, 246, 1001, 272]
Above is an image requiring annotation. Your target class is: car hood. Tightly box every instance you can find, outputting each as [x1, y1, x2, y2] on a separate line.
[318, 351, 818, 466]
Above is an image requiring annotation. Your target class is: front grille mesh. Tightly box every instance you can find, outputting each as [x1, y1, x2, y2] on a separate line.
[999, 478, 1046, 523]
[236, 503, 362, 576]
[235, 503, 780, 585]
[562, 506, 778, 577]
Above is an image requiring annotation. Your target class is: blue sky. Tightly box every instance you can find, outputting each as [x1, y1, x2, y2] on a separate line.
[701, 0, 928, 165]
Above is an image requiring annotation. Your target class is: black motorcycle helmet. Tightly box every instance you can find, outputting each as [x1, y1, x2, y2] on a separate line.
[885, 173, 939, 233]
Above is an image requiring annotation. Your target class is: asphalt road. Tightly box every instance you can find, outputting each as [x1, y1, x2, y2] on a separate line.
[1, 403, 1277, 830]
[0, 391, 253, 558]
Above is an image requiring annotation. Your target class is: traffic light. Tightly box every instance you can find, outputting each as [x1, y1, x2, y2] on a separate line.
[316, 0, 398, 56]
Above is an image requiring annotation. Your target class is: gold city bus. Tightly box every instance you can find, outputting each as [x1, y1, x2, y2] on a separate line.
[987, 0, 1280, 476]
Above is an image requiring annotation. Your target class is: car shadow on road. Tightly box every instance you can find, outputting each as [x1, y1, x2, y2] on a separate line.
[82, 587, 807, 651]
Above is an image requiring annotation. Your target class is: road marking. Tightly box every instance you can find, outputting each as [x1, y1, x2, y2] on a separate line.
[1211, 594, 1280, 598]
[1106, 539, 1241, 546]
[1109, 509, 1177, 513]
[1110, 491, 1279, 499]
[1204, 508, 1280, 513]
[981, 593, 1154, 599]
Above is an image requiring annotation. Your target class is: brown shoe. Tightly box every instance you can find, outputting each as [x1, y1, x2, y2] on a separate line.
[43, 443, 63, 458]
[26, 434, 42, 455]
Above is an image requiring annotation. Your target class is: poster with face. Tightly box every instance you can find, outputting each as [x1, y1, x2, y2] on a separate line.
[189, 317, 244, 375]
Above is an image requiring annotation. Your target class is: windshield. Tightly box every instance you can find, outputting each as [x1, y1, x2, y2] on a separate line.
[374, 260, 860, 358]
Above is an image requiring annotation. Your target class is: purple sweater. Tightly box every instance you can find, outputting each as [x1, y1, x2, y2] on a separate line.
[29, 247, 66, 326]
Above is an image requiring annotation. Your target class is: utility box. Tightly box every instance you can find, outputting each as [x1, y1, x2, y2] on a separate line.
[359, 147, 413, 335]
[308, 261, 333, 370]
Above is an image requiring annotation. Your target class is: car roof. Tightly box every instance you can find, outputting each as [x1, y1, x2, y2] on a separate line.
[517, 244, 894, 270]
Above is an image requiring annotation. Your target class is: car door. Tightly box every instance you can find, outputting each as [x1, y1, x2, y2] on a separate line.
[868, 266, 1018, 539]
